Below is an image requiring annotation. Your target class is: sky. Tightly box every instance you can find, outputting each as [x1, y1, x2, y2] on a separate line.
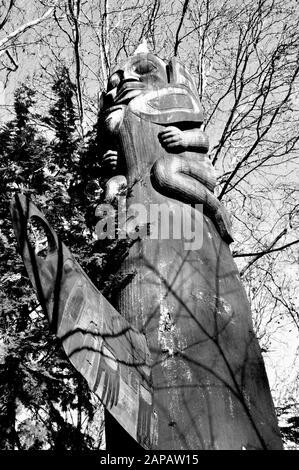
[1, 0, 298, 431]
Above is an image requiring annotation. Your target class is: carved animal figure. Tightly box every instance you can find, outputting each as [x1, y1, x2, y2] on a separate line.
[95, 49, 282, 450]
[99, 52, 232, 243]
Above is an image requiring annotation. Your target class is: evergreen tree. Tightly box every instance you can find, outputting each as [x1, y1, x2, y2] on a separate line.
[49, 66, 76, 166]
[0, 74, 102, 450]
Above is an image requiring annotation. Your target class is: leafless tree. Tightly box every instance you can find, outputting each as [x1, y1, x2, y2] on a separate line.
[1, 0, 298, 447]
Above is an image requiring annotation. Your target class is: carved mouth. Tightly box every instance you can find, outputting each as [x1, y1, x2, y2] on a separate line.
[114, 80, 145, 105]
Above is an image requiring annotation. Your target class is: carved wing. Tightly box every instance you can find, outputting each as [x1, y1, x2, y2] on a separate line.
[10, 194, 154, 448]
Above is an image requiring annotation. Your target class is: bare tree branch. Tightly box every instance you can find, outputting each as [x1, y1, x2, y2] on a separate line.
[174, 0, 190, 56]
[0, 3, 58, 58]
[234, 238, 299, 259]
[67, 0, 83, 126]
[0, 0, 15, 31]
[237, 229, 298, 276]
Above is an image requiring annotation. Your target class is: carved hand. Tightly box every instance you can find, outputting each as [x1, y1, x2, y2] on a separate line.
[159, 126, 209, 153]
[93, 342, 120, 409]
[137, 384, 153, 448]
[102, 150, 118, 172]
[158, 126, 186, 151]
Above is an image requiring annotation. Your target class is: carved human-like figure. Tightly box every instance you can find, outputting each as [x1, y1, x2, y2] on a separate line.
[10, 48, 282, 451]
[95, 48, 282, 450]
[99, 51, 233, 243]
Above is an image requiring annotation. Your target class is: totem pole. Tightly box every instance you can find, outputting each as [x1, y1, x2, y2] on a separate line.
[95, 47, 283, 450]
[11, 46, 283, 450]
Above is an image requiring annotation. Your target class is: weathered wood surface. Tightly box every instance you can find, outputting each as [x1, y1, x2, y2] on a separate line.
[10, 50, 283, 450]
[99, 51, 283, 449]
[10, 194, 153, 448]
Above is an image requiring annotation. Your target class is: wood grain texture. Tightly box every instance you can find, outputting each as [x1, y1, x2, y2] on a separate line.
[10, 194, 153, 448]
[99, 53, 282, 449]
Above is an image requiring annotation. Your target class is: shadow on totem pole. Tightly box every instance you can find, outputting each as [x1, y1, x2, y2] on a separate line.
[10, 193, 282, 450]
[87, 45, 284, 450]
[115, 223, 282, 450]
[10, 194, 152, 449]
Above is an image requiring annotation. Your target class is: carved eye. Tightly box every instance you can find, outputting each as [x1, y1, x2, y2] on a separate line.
[107, 72, 122, 91]
[134, 60, 157, 75]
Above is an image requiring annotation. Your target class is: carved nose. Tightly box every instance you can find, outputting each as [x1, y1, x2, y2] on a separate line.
[116, 77, 144, 94]
[121, 76, 140, 84]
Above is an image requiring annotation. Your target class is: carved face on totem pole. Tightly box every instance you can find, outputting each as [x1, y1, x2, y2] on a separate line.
[10, 46, 283, 452]
[99, 50, 233, 243]
[99, 52, 204, 121]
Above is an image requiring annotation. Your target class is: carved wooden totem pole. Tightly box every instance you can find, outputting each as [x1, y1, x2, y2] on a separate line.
[11, 46, 283, 450]
[97, 48, 282, 450]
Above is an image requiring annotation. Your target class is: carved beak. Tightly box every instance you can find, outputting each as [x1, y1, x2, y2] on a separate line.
[114, 79, 145, 105]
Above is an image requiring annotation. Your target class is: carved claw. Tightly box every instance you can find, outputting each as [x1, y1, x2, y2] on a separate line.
[104, 175, 128, 204]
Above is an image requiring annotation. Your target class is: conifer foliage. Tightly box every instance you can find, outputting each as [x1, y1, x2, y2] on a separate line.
[0, 69, 102, 450]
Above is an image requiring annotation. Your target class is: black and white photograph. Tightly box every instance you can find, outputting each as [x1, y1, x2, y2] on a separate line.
[0, 0, 298, 454]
